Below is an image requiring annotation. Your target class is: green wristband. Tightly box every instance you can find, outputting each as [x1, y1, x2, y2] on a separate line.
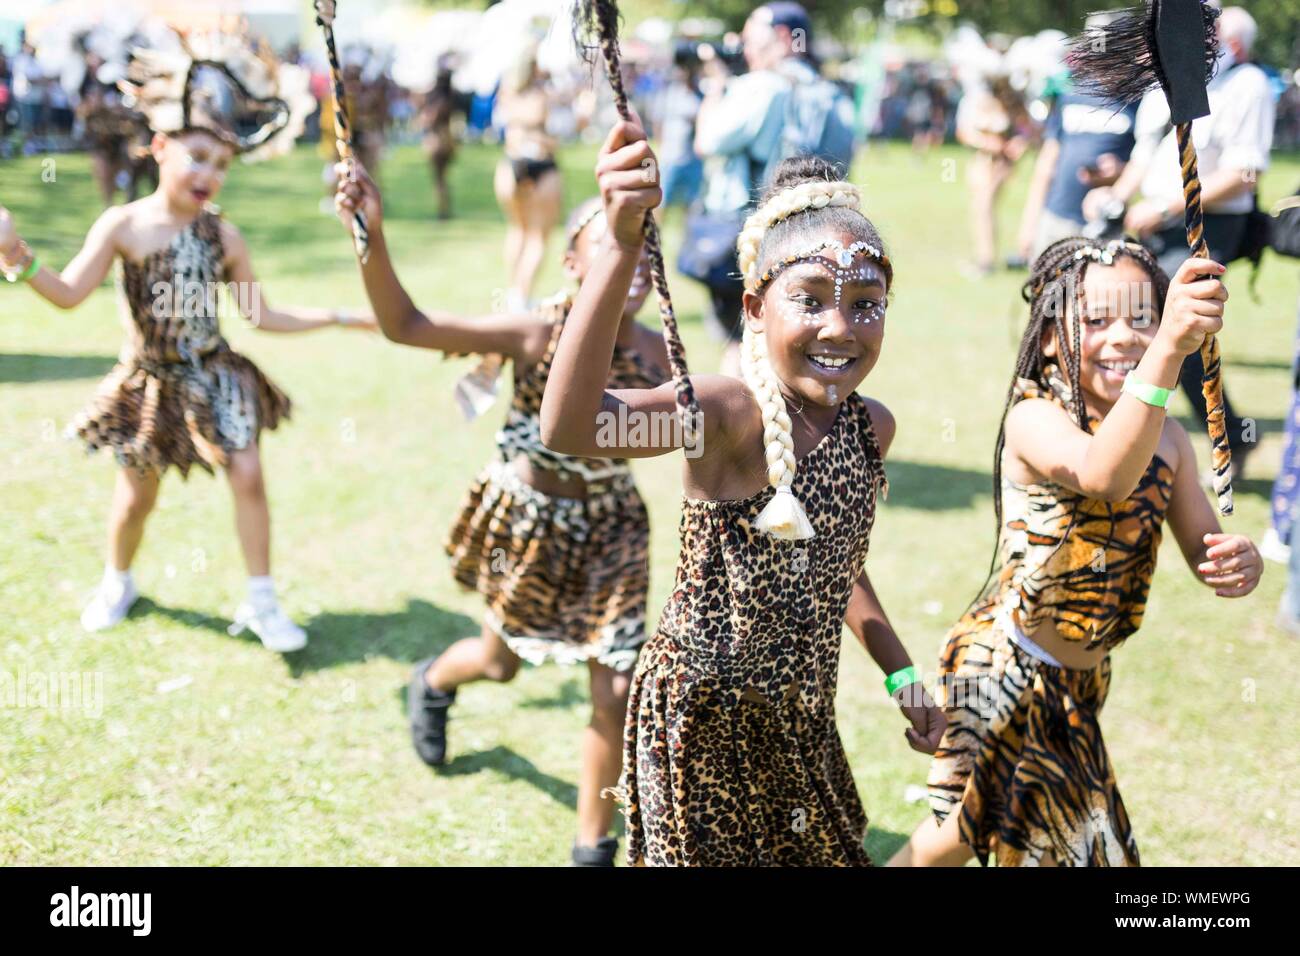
[1121, 371, 1172, 409]
[885, 665, 920, 696]
[18, 255, 40, 283]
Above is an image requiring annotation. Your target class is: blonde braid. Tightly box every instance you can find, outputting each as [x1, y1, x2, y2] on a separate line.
[740, 324, 815, 541]
[737, 180, 862, 292]
[733, 177, 864, 541]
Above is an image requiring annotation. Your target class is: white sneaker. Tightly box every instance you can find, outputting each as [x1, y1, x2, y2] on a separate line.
[228, 602, 308, 653]
[1260, 527, 1292, 564]
[81, 578, 139, 632]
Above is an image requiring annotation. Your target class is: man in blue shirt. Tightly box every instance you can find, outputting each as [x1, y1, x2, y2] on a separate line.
[1016, 85, 1137, 260]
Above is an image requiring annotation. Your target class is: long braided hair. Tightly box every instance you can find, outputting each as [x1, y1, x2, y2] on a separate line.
[736, 156, 892, 540]
[985, 237, 1170, 582]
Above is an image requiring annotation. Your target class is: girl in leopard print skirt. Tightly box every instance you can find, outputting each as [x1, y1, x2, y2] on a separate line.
[540, 118, 947, 866]
[335, 166, 669, 866]
[0, 38, 371, 652]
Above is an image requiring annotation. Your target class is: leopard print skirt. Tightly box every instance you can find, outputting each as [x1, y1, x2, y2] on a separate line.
[70, 347, 291, 477]
[444, 459, 649, 672]
[620, 635, 871, 866]
[926, 603, 1139, 867]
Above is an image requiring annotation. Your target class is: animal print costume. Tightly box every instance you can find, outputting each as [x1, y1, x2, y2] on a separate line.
[927, 364, 1175, 866]
[620, 393, 889, 866]
[445, 293, 665, 673]
[71, 209, 291, 476]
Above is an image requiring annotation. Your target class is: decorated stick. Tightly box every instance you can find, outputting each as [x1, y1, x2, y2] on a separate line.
[314, 0, 369, 263]
[1069, 0, 1233, 515]
[573, 0, 699, 443]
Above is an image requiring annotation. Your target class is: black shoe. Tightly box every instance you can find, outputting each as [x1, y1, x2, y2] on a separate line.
[571, 836, 619, 867]
[408, 657, 455, 767]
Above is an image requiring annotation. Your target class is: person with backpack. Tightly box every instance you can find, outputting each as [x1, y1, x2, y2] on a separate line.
[683, 2, 856, 374]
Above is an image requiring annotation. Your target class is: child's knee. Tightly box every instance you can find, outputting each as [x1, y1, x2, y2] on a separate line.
[482, 651, 520, 683]
[226, 453, 265, 498]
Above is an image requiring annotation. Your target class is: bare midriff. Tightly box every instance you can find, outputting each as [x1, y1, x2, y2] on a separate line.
[1025, 617, 1108, 671]
[509, 454, 588, 500]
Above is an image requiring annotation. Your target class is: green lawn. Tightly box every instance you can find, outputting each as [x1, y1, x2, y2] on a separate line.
[1, 139, 1297, 865]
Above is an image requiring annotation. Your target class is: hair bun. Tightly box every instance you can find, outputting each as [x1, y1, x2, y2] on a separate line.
[761, 155, 845, 203]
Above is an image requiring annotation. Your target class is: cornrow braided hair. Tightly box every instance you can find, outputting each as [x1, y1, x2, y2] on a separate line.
[733, 158, 890, 540]
[983, 236, 1170, 589]
[573, 0, 699, 445]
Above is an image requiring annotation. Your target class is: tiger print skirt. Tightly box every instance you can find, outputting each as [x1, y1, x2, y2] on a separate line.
[444, 459, 649, 672]
[926, 604, 1139, 867]
[71, 348, 292, 478]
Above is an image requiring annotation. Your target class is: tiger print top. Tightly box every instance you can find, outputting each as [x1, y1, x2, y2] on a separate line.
[496, 292, 665, 482]
[119, 208, 227, 365]
[987, 364, 1175, 652]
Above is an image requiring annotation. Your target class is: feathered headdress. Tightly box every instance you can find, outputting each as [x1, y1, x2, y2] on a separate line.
[119, 31, 314, 162]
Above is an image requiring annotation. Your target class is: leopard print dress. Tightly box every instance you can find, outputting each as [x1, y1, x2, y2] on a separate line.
[926, 365, 1174, 866]
[444, 294, 666, 672]
[620, 392, 889, 866]
[70, 208, 291, 477]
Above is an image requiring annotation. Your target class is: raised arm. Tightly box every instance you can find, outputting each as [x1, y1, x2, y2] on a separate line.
[1007, 257, 1227, 503]
[0, 204, 123, 309]
[333, 162, 545, 360]
[539, 117, 721, 460]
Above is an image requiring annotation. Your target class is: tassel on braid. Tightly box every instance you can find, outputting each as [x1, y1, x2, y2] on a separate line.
[573, 0, 698, 444]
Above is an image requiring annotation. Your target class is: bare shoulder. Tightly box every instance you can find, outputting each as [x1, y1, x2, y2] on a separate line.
[692, 372, 762, 446]
[87, 203, 130, 243]
[860, 395, 896, 457]
[217, 217, 246, 251]
[1159, 415, 1192, 475]
[1004, 396, 1070, 445]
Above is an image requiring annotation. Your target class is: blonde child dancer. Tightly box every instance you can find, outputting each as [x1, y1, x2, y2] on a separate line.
[0, 37, 372, 650]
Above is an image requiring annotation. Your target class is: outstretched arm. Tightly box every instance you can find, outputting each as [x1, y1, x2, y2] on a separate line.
[334, 162, 544, 359]
[222, 223, 372, 333]
[0, 204, 122, 309]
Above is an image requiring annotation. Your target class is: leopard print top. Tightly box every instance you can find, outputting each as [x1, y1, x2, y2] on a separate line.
[497, 292, 665, 480]
[119, 208, 227, 365]
[989, 363, 1174, 651]
[621, 392, 889, 865]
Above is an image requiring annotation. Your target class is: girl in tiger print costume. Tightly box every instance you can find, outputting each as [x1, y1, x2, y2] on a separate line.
[0, 39, 364, 652]
[539, 119, 947, 866]
[335, 169, 669, 866]
[891, 238, 1262, 868]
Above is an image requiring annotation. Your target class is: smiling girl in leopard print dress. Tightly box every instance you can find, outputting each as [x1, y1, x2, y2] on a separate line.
[540, 117, 947, 866]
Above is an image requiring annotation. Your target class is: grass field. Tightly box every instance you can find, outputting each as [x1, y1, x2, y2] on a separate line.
[1, 139, 1298, 866]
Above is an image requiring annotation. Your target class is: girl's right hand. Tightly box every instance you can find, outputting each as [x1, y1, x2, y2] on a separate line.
[0, 206, 18, 258]
[1158, 256, 1227, 356]
[334, 160, 383, 232]
[595, 117, 662, 249]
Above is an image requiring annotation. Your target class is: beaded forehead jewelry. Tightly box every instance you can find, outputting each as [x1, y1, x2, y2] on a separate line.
[1031, 239, 1147, 296]
[754, 238, 888, 294]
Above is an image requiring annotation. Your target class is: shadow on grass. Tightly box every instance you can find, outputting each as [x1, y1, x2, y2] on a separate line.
[519, 677, 586, 710]
[437, 744, 578, 810]
[884, 460, 991, 511]
[287, 598, 478, 676]
[131, 597, 236, 637]
[0, 353, 117, 384]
